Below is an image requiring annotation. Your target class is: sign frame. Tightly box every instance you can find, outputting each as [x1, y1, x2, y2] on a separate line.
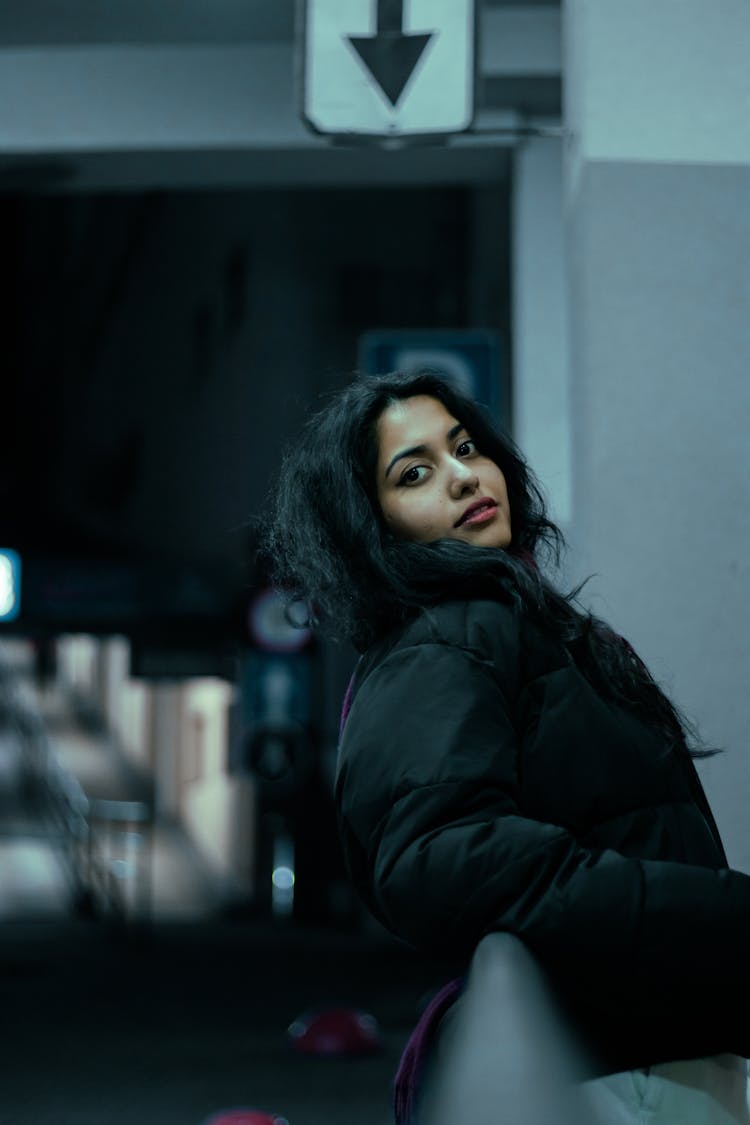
[297, 0, 478, 141]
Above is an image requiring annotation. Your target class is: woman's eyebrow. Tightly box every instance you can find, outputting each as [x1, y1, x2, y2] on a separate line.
[385, 443, 427, 479]
[384, 423, 466, 479]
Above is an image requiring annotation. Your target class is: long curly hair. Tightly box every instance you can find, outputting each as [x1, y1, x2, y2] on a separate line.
[264, 370, 715, 759]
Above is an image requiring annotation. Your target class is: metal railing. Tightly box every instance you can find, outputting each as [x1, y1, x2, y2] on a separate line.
[416, 933, 600, 1125]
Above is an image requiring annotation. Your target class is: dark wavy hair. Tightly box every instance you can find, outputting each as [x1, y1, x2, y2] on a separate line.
[264, 369, 715, 759]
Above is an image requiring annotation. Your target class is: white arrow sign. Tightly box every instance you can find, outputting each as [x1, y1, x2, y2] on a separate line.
[300, 0, 476, 138]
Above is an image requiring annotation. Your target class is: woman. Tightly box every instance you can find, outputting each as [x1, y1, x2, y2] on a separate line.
[266, 369, 750, 1124]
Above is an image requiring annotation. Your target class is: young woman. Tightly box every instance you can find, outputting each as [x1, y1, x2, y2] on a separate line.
[266, 369, 750, 1124]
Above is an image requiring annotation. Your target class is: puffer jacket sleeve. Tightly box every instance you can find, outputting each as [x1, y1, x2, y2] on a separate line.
[334, 600, 750, 1064]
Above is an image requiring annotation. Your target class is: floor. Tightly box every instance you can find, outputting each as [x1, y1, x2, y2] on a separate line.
[0, 919, 454, 1125]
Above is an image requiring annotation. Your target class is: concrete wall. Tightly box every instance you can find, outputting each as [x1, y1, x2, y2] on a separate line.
[563, 0, 750, 869]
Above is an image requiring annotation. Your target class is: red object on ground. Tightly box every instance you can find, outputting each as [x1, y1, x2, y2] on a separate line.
[202, 1110, 289, 1125]
[287, 1007, 383, 1056]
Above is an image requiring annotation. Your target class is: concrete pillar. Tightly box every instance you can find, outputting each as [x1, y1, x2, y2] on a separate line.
[150, 684, 182, 820]
[98, 636, 129, 731]
[512, 136, 572, 535]
[563, 0, 750, 869]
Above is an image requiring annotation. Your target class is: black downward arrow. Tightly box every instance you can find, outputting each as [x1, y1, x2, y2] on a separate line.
[347, 0, 434, 109]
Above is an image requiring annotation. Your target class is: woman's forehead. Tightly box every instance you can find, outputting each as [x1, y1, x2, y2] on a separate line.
[376, 395, 461, 454]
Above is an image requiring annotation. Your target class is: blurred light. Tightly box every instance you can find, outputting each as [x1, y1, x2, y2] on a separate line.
[271, 832, 295, 917]
[0, 549, 21, 622]
[271, 866, 295, 891]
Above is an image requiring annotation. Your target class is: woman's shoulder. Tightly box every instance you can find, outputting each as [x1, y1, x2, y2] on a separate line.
[340, 598, 526, 778]
[355, 596, 571, 710]
[361, 597, 523, 677]
[420, 596, 521, 647]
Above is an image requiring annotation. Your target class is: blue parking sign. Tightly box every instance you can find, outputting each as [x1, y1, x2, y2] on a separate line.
[358, 329, 504, 425]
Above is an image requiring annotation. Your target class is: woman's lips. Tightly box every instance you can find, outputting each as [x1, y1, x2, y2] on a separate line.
[456, 500, 498, 527]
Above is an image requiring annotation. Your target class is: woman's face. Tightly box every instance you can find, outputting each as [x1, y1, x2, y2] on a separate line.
[375, 395, 512, 549]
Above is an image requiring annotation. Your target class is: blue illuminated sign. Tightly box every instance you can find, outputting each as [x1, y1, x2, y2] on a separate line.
[358, 329, 505, 425]
[0, 549, 21, 622]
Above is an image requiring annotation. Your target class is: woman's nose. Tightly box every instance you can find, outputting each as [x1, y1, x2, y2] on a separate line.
[448, 458, 479, 497]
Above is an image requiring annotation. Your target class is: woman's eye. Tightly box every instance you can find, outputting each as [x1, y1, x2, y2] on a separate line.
[456, 439, 476, 457]
[400, 465, 428, 486]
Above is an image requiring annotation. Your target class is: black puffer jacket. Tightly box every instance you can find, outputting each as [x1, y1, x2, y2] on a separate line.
[334, 597, 750, 1074]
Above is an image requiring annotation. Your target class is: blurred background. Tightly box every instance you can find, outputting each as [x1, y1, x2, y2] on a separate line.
[0, 1, 747, 1122]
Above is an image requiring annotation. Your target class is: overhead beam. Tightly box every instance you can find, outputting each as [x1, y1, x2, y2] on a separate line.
[0, 9, 560, 187]
[481, 6, 561, 78]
